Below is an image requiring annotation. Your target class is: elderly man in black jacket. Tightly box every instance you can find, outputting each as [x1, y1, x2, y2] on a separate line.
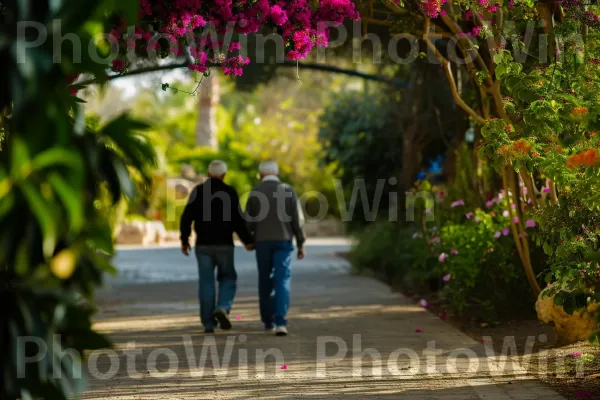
[180, 160, 253, 333]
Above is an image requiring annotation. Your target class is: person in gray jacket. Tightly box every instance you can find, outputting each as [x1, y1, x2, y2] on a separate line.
[245, 161, 305, 336]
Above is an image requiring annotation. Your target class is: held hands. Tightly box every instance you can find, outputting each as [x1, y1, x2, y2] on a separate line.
[181, 243, 191, 256]
[297, 247, 305, 260]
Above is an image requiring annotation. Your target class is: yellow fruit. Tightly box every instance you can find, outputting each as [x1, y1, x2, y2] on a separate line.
[50, 250, 77, 280]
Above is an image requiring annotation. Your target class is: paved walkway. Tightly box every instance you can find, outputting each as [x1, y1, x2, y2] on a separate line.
[85, 239, 564, 399]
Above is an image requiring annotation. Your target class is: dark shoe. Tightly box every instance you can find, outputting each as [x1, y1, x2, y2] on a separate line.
[213, 308, 232, 330]
[204, 327, 215, 334]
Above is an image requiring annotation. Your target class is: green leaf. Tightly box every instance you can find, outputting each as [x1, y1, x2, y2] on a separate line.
[32, 148, 84, 183]
[20, 181, 57, 258]
[48, 173, 84, 232]
[11, 138, 31, 180]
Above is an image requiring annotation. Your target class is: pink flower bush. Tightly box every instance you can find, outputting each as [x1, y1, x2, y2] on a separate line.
[450, 249, 458, 255]
[525, 219, 536, 228]
[112, 0, 359, 74]
[438, 252, 448, 262]
[443, 273, 451, 281]
[466, 212, 474, 219]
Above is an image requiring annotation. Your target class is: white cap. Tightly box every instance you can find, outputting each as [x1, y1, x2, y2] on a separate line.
[208, 160, 227, 177]
[258, 161, 279, 176]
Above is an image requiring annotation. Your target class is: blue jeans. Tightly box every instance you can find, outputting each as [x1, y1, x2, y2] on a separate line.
[255, 241, 294, 328]
[195, 246, 237, 329]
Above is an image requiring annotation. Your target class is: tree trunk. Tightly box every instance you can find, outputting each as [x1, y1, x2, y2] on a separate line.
[195, 74, 220, 149]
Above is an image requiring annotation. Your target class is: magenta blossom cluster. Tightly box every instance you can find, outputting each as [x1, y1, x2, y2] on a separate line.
[111, 0, 359, 75]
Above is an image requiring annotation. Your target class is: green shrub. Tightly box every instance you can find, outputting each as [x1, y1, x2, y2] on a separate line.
[349, 222, 429, 286]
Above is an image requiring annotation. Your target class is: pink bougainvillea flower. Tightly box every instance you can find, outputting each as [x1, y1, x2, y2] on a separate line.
[443, 273, 451, 282]
[525, 220, 536, 228]
[415, 329, 423, 333]
[502, 228, 510, 236]
[569, 351, 583, 357]
[450, 249, 458, 255]
[112, 58, 125, 71]
[502, 210, 510, 217]
[511, 203, 517, 210]
[419, 299, 429, 308]
[485, 200, 495, 208]
[513, 216, 519, 223]
[438, 253, 448, 262]
[543, 186, 551, 193]
[280, 364, 288, 370]
[235, 316, 242, 321]
[431, 236, 441, 243]
[494, 231, 502, 239]
[466, 212, 474, 219]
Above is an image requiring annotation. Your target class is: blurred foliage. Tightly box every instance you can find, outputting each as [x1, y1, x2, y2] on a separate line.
[90, 71, 369, 226]
[319, 92, 402, 229]
[0, 1, 157, 399]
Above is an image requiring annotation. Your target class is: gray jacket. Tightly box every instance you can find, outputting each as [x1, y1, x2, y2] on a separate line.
[245, 179, 306, 247]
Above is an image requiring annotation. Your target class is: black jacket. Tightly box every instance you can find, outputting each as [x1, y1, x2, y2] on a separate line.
[180, 178, 252, 247]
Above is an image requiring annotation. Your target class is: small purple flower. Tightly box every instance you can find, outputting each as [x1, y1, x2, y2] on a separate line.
[450, 249, 459, 255]
[503, 210, 510, 217]
[431, 236, 441, 243]
[494, 231, 502, 239]
[443, 273, 451, 282]
[419, 299, 428, 308]
[543, 186, 551, 193]
[525, 219, 536, 228]
[415, 328, 424, 333]
[438, 253, 448, 262]
[569, 351, 582, 358]
[485, 200, 494, 208]
[466, 212, 474, 219]
[513, 216, 519, 223]
[511, 203, 517, 210]
[451, 199, 465, 208]
[502, 228, 510, 236]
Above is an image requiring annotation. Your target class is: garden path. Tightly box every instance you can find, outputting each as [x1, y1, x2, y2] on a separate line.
[84, 239, 564, 399]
